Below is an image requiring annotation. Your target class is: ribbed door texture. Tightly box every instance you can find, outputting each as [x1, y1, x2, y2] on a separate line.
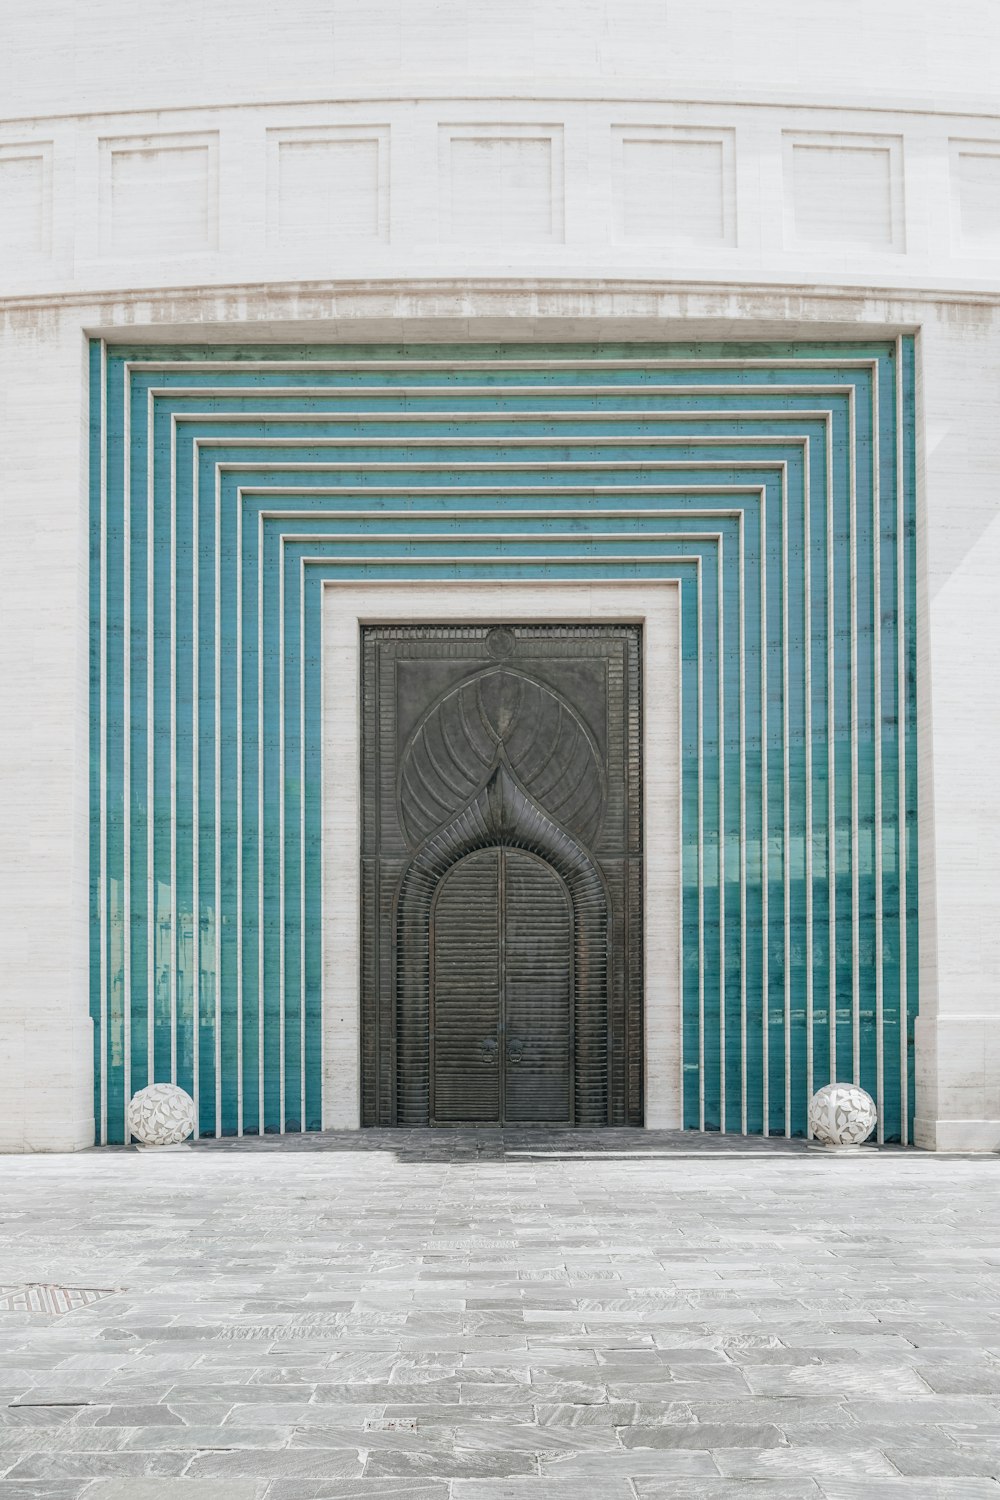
[501, 852, 573, 1124]
[431, 849, 573, 1126]
[430, 850, 502, 1124]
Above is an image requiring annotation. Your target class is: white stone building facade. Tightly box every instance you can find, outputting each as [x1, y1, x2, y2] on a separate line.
[2, 0, 999, 1151]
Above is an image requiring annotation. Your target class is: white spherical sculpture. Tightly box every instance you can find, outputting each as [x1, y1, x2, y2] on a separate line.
[808, 1083, 877, 1148]
[127, 1084, 196, 1146]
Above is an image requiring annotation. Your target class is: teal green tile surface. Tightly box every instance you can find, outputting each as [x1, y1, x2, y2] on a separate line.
[90, 341, 918, 1143]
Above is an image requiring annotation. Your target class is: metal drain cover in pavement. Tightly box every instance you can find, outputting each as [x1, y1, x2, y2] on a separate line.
[0, 1284, 116, 1314]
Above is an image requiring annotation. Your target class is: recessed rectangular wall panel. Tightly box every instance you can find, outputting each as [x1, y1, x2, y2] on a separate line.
[99, 131, 219, 256]
[0, 142, 52, 259]
[950, 139, 1000, 254]
[785, 131, 904, 251]
[613, 126, 735, 245]
[441, 124, 563, 243]
[267, 126, 389, 246]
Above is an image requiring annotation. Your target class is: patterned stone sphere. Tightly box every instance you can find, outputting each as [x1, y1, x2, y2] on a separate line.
[808, 1083, 877, 1147]
[127, 1084, 196, 1146]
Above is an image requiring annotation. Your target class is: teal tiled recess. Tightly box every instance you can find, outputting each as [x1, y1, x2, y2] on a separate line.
[89, 341, 918, 1143]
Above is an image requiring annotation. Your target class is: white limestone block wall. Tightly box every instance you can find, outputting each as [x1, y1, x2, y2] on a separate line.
[0, 313, 93, 1151]
[1, 0, 999, 1148]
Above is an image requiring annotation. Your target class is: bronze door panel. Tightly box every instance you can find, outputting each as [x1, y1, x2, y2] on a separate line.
[360, 624, 642, 1128]
[430, 848, 573, 1126]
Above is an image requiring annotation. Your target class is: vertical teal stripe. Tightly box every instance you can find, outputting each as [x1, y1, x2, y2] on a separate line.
[902, 336, 919, 1134]
[88, 340, 103, 1135]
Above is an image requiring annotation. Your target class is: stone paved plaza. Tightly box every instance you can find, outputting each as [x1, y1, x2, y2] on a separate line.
[1, 1131, 1000, 1498]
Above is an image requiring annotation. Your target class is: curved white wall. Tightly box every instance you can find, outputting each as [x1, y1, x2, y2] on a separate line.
[3, 0, 1000, 301]
[4, 0, 999, 120]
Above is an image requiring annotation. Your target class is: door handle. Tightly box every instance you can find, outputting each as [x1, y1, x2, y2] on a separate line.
[481, 1037, 498, 1066]
[507, 1039, 523, 1065]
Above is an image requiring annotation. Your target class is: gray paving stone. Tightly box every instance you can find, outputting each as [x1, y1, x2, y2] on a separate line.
[91, 1404, 186, 1425]
[448, 1422, 620, 1454]
[1, 1452, 189, 1479]
[883, 1444, 1000, 1477]
[606, 1374, 751, 1399]
[310, 1383, 463, 1404]
[820, 1484, 1000, 1498]
[540, 1448, 721, 1475]
[620, 1421, 787, 1448]
[731, 1346, 866, 1365]
[943, 1425, 1000, 1444]
[120, 1425, 295, 1449]
[632, 1485, 822, 1499]
[266, 1485, 449, 1500]
[364, 1451, 538, 1478]
[744, 1365, 932, 1397]
[778, 1418, 901, 1448]
[226, 1403, 385, 1426]
[0, 1407, 82, 1429]
[290, 1424, 462, 1453]
[463, 1381, 595, 1403]
[714, 1444, 901, 1478]
[532, 1401, 638, 1426]
[451, 1484, 633, 1499]
[918, 1362, 1000, 1394]
[0, 1429, 129, 1454]
[843, 1397, 1000, 1427]
[0, 1486, 94, 1500]
[382, 1405, 535, 1425]
[186, 1450, 366, 1478]
[83, 1484, 269, 1499]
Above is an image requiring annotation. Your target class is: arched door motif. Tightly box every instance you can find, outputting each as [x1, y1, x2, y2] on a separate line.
[361, 625, 642, 1127]
[396, 762, 608, 1125]
[431, 848, 573, 1125]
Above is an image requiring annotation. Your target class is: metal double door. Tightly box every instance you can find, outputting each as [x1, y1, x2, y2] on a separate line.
[431, 845, 573, 1126]
[360, 623, 643, 1129]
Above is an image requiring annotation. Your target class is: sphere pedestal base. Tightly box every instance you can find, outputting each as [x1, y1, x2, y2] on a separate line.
[806, 1141, 869, 1154]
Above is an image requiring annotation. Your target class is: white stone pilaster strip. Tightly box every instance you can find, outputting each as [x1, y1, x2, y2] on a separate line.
[236, 454, 244, 1134]
[121, 364, 131, 1146]
[168, 412, 178, 1087]
[278, 521, 286, 1132]
[896, 333, 909, 1145]
[300, 562, 308, 1131]
[872, 371, 885, 1141]
[145, 383, 155, 1097]
[214, 459, 223, 1138]
[718, 529, 727, 1133]
[257, 504, 266, 1133]
[98, 340, 108, 1146]
[190, 430, 199, 1137]
[848, 393, 861, 1088]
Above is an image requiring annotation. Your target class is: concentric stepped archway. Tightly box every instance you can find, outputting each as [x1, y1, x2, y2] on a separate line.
[90, 339, 918, 1144]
